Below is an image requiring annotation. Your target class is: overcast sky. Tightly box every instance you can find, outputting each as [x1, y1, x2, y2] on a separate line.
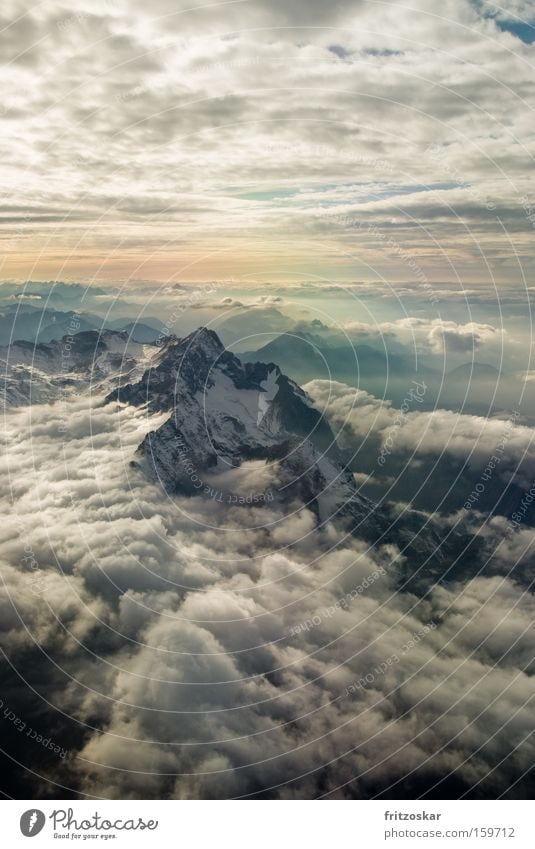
[1, 0, 534, 284]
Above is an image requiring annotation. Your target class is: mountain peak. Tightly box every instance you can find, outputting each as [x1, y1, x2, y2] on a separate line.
[152, 327, 224, 359]
[182, 326, 224, 354]
[108, 326, 239, 410]
[108, 327, 363, 519]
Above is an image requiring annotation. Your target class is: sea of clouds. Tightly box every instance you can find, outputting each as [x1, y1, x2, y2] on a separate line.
[1, 394, 534, 799]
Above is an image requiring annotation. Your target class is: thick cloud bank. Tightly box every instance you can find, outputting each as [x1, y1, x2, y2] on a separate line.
[1, 397, 534, 799]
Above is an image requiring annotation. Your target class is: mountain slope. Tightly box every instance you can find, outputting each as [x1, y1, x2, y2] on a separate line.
[111, 327, 377, 524]
[0, 330, 158, 407]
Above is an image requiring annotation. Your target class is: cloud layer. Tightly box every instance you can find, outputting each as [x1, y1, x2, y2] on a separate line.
[1, 0, 534, 281]
[1, 394, 535, 798]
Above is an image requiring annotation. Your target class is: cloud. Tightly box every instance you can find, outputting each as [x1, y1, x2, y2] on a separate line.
[342, 317, 505, 357]
[305, 378, 535, 479]
[1, 394, 535, 799]
[0, 0, 533, 281]
[426, 320, 502, 354]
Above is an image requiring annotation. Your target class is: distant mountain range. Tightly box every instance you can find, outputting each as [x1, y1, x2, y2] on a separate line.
[0, 302, 163, 346]
[0, 290, 511, 417]
[240, 331, 506, 413]
[240, 331, 436, 384]
[0, 330, 158, 406]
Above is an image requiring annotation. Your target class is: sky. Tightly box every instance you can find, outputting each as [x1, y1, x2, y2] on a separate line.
[1, 0, 534, 285]
[3, 1, 535, 802]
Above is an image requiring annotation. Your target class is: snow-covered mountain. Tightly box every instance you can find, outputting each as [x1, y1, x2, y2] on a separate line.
[2, 323, 476, 587]
[0, 330, 158, 407]
[109, 327, 371, 523]
[109, 327, 463, 584]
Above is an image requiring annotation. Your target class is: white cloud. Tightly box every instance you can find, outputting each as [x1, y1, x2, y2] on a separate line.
[426, 320, 503, 354]
[0, 0, 533, 281]
[342, 317, 505, 357]
[305, 377, 535, 472]
[1, 394, 535, 798]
